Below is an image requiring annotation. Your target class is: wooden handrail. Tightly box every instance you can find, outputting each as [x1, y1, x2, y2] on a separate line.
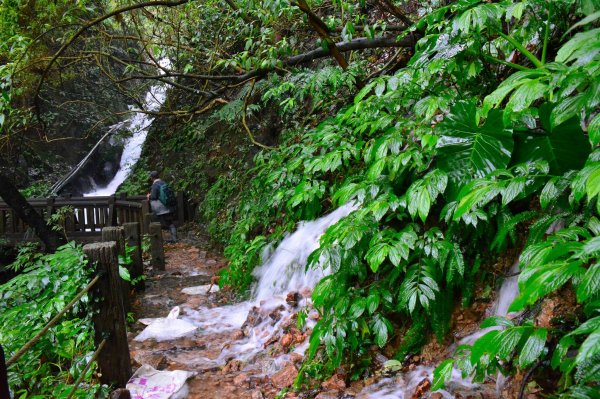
[0, 192, 192, 245]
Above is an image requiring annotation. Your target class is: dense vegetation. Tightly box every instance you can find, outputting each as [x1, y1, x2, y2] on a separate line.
[0, 0, 598, 397]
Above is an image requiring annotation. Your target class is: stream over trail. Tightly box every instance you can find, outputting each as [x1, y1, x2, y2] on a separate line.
[126, 208, 521, 399]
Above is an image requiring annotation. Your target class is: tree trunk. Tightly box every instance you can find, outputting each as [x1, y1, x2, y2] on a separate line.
[0, 172, 66, 252]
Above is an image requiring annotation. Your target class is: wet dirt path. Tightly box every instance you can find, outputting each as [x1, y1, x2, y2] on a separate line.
[128, 242, 287, 399]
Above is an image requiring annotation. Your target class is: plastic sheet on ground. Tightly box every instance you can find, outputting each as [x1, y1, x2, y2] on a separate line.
[181, 284, 219, 295]
[134, 306, 197, 342]
[127, 364, 195, 399]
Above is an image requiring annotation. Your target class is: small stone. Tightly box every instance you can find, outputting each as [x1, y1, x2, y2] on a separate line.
[271, 363, 298, 388]
[110, 389, 131, 399]
[231, 330, 245, 340]
[315, 391, 340, 399]
[430, 393, 443, 399]
[410, 378, 431, 399]
[198, 250, 207, 259]
[251, 391, 264, 399]
[206, 259, 217, 265]
[290, 352, 303, 364]
[269, 305, 285, 321]
[222, 359, 243, 373]
[294, 332, 305, 344]
[412, 355, 420, 362]
[281, 334, 293, 348]
[322, 374, 346, 391]
[233, 373, 249, 386]
[286, 292, 300, 307]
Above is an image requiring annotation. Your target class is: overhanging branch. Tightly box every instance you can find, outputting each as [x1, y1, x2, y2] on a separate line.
[113, 34, 417, 85]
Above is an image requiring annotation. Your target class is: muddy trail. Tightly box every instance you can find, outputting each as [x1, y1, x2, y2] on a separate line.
[128, 241, 303, 399]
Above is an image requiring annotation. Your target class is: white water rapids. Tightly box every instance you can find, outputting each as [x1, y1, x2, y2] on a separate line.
[177, 203, 359, 369]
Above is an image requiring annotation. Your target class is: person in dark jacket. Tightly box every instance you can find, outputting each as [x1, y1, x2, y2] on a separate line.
[147, 171, 178, 243]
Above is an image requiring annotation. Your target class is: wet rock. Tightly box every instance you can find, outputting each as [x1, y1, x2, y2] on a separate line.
[233, 373, 250, 386]
[222, 359, 243, 373]
[290, 352, 304, 365]
[430, 393, 443, 399]
[271, 363, 298, 388]
[315, 391, 340, 399]
[286, 292, 300, 307]
[242, 306, 264, 335]
[131, 353, 168, 370]
[345, 380, 365, 396]
[322, 374, 346, 391]
[300, 287, 312, 298]
[410, 378, 431, 399]
[281, 333, 294, 348]
[281, 317, 297, 331]
[269, 305, 286, 321]
[231, 330, 245, 340]
[110, 389, 131, 399]
[251, 391, 264, 399]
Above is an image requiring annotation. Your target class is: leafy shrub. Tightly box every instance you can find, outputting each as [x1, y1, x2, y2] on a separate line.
[219, 0, 599, 395]
[0, 243, 107, 398]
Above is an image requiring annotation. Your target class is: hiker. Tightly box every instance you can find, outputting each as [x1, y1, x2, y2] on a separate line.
[147, 170, 178, 243]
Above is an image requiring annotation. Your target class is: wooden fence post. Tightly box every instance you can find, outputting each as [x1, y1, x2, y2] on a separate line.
[46, 197, 55, 221]
[141, 200, 151, 235]
[123, 222, 144, 290]
[107, 196, 117, 227]
[83, 242, 131, 387]
[101, 227, 130, 312]
[149, 222, 165, 271]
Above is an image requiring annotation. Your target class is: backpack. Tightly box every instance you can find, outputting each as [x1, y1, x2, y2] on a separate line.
[158, 182, 177, 209]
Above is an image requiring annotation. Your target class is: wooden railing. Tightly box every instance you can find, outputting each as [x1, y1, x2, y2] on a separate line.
[0, 192, 190, 244]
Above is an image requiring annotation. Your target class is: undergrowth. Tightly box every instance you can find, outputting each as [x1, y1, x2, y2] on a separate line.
[217, 0, 600, 396]
[0, 242, 108, 398]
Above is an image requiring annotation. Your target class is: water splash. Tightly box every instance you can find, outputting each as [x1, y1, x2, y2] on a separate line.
[180, 202, 358, 369]
[84, 59, 170, 196]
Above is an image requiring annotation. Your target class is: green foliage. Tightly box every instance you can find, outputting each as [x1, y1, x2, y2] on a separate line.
[217, 0, 600, 394]
[0, 243, 107, 398]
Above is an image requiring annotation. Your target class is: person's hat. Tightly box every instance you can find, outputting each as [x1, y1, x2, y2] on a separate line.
[149, 171, 159, 179]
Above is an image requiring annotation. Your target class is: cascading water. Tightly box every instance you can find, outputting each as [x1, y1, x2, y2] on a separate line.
[175, 202, 358, 370]
[84, 59, 170, 196]
[356, 262, 522, 398]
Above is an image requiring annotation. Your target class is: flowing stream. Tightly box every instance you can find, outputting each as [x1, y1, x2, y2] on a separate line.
[357, 262, 521, 398]
[133, 199, 522, 398]
[176, 203, 359, 369]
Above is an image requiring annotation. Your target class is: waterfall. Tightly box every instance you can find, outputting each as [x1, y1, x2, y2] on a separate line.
[84, 59, 170, 196]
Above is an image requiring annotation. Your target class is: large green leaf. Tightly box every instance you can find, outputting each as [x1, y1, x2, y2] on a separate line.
[436, 102, 513, 191]
[519, 328, 548, 368]
[511, 105, 591, 174]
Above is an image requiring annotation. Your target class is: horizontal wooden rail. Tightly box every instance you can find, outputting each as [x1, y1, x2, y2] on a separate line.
[0, 192, 193, 246]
